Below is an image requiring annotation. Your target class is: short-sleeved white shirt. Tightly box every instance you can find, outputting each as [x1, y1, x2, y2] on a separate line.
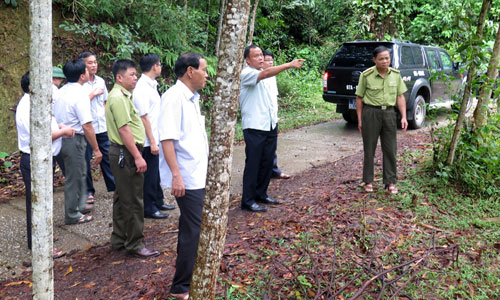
[82, 75, 108, 133]
[263, 76, 279, 124]
[239, 66, 276, 131]
[16, 93, 62, 156]
[132, 74, 161, 147]
[158, 80, 208, 190]
[53, 82, 93, 134]
[52, 84, 60, 113]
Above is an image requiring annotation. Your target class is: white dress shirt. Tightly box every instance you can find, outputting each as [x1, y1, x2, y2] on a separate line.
[239, 66, 276, 131]
[53, 82, 93, 134]
[158, 80, 209, 190]
[16, 93, 62, 156]
[263, 75, 279, 124]
[82, 75, 108, 133]
[132, 74, 161, 147]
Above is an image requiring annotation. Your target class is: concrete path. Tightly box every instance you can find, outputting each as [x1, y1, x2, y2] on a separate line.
[0, 118, 427, 280]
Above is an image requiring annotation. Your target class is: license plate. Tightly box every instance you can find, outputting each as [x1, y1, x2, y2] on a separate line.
[348, 99, 356, 109]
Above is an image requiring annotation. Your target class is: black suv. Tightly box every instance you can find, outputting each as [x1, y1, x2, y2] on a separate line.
[322, 40, 463, 128]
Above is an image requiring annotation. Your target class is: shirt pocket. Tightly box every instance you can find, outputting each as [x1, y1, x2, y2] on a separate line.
[387, 81, 398, 96]
[366, 84, 383, 98]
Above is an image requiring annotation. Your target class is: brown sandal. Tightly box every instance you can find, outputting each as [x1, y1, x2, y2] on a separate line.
[363, 183, 374, 193]
[53, 248, 66, 259]
[386, 184, 398, 194]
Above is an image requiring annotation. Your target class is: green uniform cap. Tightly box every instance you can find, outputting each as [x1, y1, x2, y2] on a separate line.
[52, 66, 66, 79]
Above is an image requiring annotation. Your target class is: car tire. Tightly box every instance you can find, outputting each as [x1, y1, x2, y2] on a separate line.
[342, 110, 358, 124]
[409, 95, 426, 129]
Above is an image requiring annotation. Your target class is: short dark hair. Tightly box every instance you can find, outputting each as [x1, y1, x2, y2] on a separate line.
[174, 52, 203, 78]
[140, 53, 160, 73]
[373, 46, 390, 58]
[21, 71, 30, 93]
[112, 59, 137, 78]
[63, 59, 86, 83]
[263, 50, 273, 58]
[79, 51, 96, 60]
[244, 44, 259, 59]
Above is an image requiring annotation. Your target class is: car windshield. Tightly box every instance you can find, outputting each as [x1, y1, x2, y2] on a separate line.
[329, 43, 393, 68]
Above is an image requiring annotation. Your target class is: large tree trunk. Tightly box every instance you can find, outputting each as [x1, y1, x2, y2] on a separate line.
[189, 0, 251, 299]
[446, 0, 491, 165]
[246, 0, 259, 45]
[215, 0, 226, 57]
[473, 20, 500, 130]
[30, 0, 54, 298]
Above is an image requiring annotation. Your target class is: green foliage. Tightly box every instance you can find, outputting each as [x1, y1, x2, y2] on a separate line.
[431, 115, 500, 197]
[4, 0, 17, 7]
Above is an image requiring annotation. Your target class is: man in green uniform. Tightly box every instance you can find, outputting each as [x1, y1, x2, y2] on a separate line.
[105, 59, 159, 258]
[355, 46, 408, 194]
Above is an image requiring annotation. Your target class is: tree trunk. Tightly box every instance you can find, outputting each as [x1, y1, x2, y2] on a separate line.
[246, 0, 259, 45]
[205, 0, 210, 52]
[215, 0, 226, 57]
[189, 0, 251, 299]
[473, 20, 500, 130]
[30, 0, 54, 299]
[446, 0, 491, 165]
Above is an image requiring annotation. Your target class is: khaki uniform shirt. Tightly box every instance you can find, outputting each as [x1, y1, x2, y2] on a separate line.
[355, 66, 407, 106]
[105, 83, 146, 146]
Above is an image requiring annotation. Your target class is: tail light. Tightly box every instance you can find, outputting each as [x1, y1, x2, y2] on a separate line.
[323, 71, 328, 92]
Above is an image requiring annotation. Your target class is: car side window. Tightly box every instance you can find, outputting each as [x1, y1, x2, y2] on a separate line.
[439, 51, 453, 70]
[401, 46, 414, 65]
[425, 49, 441, 70]
[412, 47, 424, 66]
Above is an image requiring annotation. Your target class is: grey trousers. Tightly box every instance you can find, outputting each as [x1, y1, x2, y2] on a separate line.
[361, 105, 398, 185]
[60, 134, 88, 224]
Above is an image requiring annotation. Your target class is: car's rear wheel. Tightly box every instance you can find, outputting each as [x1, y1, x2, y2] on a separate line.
[342, 110, 358, 124]
[409, 95, 426, 129]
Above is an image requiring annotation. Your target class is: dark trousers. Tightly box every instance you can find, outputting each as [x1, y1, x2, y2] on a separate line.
[171, 188, 205, 294]
[271, 152, 282, 177]
[85, 132, 115, 195]
[241, 126, 278, 207]
[361, 105, 398, 185]
[109, 143, 145, 252]
[142, 146, 164, 216]
[20, 153, 32, 249]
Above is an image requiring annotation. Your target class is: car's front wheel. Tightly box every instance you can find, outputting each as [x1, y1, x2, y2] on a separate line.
[409, 95, 426, 129]
[342, 110, 358, 124]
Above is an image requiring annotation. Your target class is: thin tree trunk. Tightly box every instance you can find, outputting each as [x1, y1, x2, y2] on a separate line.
[189, 0, 251, 299]
[473, 21, 500, 130]
[446, 0, 491, 165]
[30, 0, 54, 298]
[246, 0, 259, 45]
[205, 0, 210, 52]
[215, 0, 226, 57]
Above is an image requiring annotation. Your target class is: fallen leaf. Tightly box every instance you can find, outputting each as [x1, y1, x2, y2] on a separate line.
[376, 207, 384, 211]
[4, 280, 32, 287]
[111, 260, 124, 265]
[64, 266, 73, 276]
[70, 281, 81, 288]
[83, 282, 96, 288]
[151, 268, 162, 274]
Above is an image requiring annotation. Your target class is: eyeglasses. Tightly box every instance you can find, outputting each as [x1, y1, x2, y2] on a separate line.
[156, 63, 163, 67]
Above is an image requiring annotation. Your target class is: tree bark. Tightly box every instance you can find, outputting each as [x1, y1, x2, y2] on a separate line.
[446, 0, 491, 165]
[189, 0, 251, 299]
[246, 0, 259, 45]
[215, 0, 226, 57]
[473, 20, 500, 130]
[29, 0, 54, 299]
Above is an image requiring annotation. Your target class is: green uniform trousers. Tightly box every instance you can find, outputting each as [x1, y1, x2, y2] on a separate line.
[361, 105, 398, 185]
[109, 144, 145, 253]
[61, 134, 88, 224]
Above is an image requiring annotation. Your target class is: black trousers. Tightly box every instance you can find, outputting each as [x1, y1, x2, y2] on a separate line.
[241, 126, 278, 207]
[171, 188, 205, 294]
[142, 146, 164, 216]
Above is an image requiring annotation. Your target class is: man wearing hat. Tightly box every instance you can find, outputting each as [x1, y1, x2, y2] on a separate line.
[52, 66, 67, 174]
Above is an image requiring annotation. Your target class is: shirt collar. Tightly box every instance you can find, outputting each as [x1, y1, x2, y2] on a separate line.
[113, 83, 132, 98]
[139, 74, 158, 88]
[374, 67, 391, 78]
[175, 80, 198, 102]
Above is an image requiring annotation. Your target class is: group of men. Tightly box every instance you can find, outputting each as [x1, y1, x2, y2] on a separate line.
[15, 43, 406, 299]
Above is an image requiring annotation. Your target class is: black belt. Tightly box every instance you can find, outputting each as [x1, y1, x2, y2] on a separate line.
[364, 104, 395, 111]
[110, 142, 143, 152]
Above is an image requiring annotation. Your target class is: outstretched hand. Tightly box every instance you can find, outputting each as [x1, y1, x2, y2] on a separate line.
[290, 58, 306, 69]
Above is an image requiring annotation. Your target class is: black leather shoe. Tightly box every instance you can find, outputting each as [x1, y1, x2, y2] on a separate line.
[145, 211, 169, 219]
[131, 247, 160, 258]
[158, 204, 176, 211]
[241, 203, 268, 212]
[257, 197, 280, 204]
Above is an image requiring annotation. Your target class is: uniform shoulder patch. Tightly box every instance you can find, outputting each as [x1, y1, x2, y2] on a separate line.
[363, 67, 375, 75]
[389, 67, 400, 73]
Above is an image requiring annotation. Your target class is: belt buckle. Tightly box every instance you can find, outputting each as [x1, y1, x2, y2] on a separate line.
[381, 106, 387, 110]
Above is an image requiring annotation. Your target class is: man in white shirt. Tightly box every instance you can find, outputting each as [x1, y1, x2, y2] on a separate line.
[133, 53, 173, 220]
[52, 66, 67, 174]
[16, 71, 75, 257]
[54, 59, 102, 225]
[159, 52, 208, 300]
[79, 52, 115, 204]
[239, 45, 304, 212]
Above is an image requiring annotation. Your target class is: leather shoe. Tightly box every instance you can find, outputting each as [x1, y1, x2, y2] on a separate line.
[170, 292, 189, 300]
[158, 204, 175, 211]
[131, 247, 160, 258]
[257, 197, 280, 205]
[241, 203, 268, 212]
[145, 211, 169, 219]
